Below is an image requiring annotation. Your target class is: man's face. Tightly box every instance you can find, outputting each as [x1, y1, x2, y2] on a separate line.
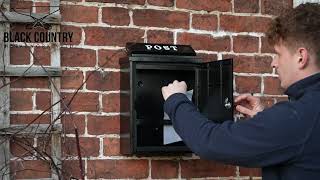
[271, 43, 299, 89]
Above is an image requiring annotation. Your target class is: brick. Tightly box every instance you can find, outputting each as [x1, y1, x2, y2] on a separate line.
[103, 138, 121, 156]
[264, 76, 284, 95]
[61, 70, 84, 89]
[261, 0, 293, 16]
[36, 137, 52, 155]
[61, 48, 96, 67]
[10, 77, 49, 88]
[102, 7, 130, 25]
[87, 160, 149, 178]
[235, 76, 261, 94]
[61, 25, 82, 45]
[87, 115, 120, 135]
[102, 93, 120, 112]
[34, 47, 51, 66]
[10, 0, 33, 12]
[148, 0, 174, 7]
[177, 33, 230, 51]
[10, 137, 34, 157]
[10, 114, 51, 124]
[86, 71, 129, 91]
[98, 49, 127, 69]
[147, 30, 174, 44]
[234, 0, 259, 13]
[220, 15, 272, 33]
[10, 160, 51, 179]
[10, 46, 30, 65]
[62, 92, 99, 112]
[62, 160, 85, 180]
[239, 167, 262, 177]
[102, 93, 129, 112]
[151, 160, 178, 178]
[61, 114, 86, 134]
[34, 2, 50, 13]
[176, 0, 231, 12]
[181, 159, 236, 178]
[63, 137, 99, 157]
[133, 9, 189, 29]
[36, 91, 51, 111]
[225, 55, 273, 73]
[192, 14, 218, 31]
[10, 91, 33, 111]
[261, 36, 276, 53]
[85, 0, 145, 4]
[233, 36, 259, 53]
[61, 5, 98, 23]
[85, 27, 144, 46]
[197, 53, 218, 62]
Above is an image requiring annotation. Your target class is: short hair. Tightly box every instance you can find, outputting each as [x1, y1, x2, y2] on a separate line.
[266, 3, 320, 66]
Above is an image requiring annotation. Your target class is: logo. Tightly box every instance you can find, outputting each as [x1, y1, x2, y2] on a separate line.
[145, 44, 178, 51]
[2, 6, 73, 43]
[11, 6, 60, 30]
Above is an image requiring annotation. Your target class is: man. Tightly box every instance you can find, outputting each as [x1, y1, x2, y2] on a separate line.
[161, 3, 320, 180]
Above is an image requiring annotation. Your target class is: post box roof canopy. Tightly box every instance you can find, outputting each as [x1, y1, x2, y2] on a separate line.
[126, 42, 197, 56]
[125, 42, 206, 64]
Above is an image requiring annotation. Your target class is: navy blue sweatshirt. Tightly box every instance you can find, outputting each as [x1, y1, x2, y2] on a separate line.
[164, 72, 320, 180]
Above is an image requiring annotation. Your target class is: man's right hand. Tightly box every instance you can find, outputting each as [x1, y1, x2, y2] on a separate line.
[234, 94, 264, 118]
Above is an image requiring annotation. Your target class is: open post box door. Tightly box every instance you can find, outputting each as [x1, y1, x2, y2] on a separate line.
[199, 60, 234, 123]
[120, 43, 233, 155]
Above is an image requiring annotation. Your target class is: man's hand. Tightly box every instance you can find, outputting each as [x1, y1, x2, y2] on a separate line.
[235, 94, 264, 118]
[162, 80, 187, 100]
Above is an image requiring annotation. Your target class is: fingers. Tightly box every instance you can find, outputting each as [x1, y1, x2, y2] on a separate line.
[235, 93, 260, 105]
[161, 86, 167, 99]
[234, 93, 251, 103]
[181, 81, 187, 87]
[161, 80, 188, 101]
[245, 94, 260, 102]
[236, 105, 255, 117]
[171, 80, 185, 85]
[161, 86, 166, 92]
[166, 80, 187, 88]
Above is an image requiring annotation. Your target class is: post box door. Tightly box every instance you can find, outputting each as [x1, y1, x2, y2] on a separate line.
[199, 59, 234, 122]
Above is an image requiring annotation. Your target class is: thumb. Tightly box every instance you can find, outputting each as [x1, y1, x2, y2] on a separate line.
[236, 105, 255, 117]
[161, 86, 167, 99]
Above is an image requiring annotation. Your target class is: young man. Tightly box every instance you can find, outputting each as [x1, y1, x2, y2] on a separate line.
[161, 3, 320, 180]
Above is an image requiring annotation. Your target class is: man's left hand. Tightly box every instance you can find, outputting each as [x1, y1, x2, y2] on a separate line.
[161, 80, 187, 100]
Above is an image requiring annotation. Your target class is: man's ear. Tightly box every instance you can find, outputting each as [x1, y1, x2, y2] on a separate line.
[297, 47, 309, 69]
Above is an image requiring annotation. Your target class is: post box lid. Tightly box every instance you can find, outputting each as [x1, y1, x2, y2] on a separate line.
[126, 43, 196, 56]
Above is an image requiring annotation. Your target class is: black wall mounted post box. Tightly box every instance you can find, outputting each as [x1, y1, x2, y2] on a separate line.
[120, 43, 233, 155]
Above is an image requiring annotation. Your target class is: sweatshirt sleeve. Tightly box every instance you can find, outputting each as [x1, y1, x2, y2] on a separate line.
[164, 93, 305, 167]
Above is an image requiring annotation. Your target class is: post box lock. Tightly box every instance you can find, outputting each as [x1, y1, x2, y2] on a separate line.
[224, 98, 232, 109]
[137, 81, 144, 87]
[120, 43, 233, 155]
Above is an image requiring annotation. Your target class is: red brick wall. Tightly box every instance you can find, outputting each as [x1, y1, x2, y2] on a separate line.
[8, 0, 292, 179]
